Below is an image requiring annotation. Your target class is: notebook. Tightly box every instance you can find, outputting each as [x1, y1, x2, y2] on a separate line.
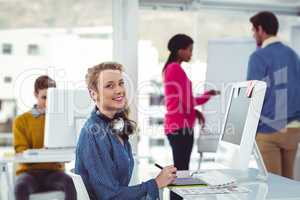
[190, 170, 236, 187]
[169, 177, 208, 187]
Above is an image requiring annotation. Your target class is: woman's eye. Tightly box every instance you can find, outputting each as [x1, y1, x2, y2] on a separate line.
[106, 84, 114, 88]
[119, 81, 124, 86]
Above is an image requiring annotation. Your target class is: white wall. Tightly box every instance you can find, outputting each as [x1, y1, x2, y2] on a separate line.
[291, 25, 300, 56]
[0, 28, 157, 116]
[203, 37, 256, 134]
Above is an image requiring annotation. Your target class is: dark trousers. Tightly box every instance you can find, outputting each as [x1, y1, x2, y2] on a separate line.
[167, 128, 194, 200]
[14, 170, 77, 200]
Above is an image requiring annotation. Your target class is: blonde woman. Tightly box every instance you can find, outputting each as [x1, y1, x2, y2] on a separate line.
[75, 62, 176, 200]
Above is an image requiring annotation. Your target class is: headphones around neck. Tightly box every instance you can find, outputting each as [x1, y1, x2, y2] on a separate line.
[111, 117, 125, 134]
[96, 110, 125, 135]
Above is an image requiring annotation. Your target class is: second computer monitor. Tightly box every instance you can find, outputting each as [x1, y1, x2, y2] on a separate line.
[44, 88, 93, 148]
[215, 81, 266, 170]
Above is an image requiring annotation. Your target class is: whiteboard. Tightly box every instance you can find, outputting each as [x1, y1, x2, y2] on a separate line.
[202, 37, 256, 135]
[291, 25, 300, 56]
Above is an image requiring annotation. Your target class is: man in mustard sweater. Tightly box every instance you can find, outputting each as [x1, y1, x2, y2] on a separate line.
[13, 75, 76, 200]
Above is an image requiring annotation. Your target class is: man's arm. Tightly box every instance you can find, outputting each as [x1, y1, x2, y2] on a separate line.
[247, 53, 267, 81]
[13, 116, 29, 153]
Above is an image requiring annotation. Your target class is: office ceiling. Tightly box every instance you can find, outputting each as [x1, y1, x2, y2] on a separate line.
[139, 0, 300, 16]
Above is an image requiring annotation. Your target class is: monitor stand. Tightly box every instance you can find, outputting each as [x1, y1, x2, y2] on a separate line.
[253, 142, 268, 180]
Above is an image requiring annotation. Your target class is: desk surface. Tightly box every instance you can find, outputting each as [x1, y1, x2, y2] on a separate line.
[0, 153, 74, 163]
[171, 169, 300, 200]
[0, 152, 74, 200]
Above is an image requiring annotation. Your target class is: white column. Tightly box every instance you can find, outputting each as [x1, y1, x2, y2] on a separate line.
[291, 26, 300, 181]
[112, 0, 139, 153]
[113, 0, 140, 186]
[291, 25, 300, 56]
[192, 11, 201, 62]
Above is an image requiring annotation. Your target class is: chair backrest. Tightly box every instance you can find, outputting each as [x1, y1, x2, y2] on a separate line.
[197, 129, 220, 153]
[29, 191, 65, 200]
[68, 171, 90, 200]
[294, 143, 300, 180]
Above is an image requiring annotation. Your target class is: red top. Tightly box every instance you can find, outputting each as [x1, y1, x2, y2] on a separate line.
[163, 62, 211, 134]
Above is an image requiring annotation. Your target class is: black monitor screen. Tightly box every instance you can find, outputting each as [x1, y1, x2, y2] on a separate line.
[221, 87, 251, 145]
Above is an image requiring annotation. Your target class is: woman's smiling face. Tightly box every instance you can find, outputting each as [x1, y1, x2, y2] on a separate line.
[93, 69, 126, 112]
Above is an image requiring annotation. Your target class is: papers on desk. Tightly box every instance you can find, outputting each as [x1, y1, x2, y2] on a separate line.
[171, 185, 250, 196]
[169, 170, 250, 196]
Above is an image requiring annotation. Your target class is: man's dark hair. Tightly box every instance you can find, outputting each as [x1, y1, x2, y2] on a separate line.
[250, 11, 279, 35]
[34, 75, 56, 93]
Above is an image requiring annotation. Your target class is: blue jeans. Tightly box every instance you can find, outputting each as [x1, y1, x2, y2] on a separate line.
[14, 170, 76, 200]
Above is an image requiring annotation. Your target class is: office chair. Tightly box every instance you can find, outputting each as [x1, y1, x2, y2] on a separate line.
[68, 171, 90, 200]
[197, 128, 220, 169]
[293, 143, 300, 180]
[29, 191, 65, 200]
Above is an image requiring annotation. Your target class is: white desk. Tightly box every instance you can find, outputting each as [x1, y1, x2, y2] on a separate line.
[0, 153, 74, 200]
[170, 169, 300, 200]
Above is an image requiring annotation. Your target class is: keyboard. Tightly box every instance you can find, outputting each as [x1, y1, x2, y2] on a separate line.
[191, 170, 236, 186]
[23, 148, 75, 156]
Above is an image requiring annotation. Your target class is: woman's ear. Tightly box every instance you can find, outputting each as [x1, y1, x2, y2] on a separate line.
[89, 89, 98, 102]
[177, 49, 182, 58]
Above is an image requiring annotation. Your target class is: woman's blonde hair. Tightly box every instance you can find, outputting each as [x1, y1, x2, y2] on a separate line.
[85, 62, 136, 137]
[86, 62, 123, 92]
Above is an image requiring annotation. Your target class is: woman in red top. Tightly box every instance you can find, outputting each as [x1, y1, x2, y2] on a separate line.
[163, 34, 218, 200]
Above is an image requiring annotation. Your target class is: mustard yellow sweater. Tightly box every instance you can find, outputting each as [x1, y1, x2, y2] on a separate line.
[13, 111, 64, 175]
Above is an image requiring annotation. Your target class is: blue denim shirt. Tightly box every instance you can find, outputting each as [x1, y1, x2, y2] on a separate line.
[75, 109, 159, 200]
[247, 41, 300, 133]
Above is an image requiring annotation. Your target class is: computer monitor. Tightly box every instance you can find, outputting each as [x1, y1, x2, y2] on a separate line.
[215, 81, 267, 170]
[44, 88, 93, 148]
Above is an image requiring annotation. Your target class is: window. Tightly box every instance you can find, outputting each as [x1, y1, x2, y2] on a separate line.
[2, 43, 12, 55]
[149, 93, 164, 105]
[0, 99, 17, 146]
[149, 138, 165, 146]
[79, 33, 112, 39]
[27, 44, 40, 55]
[149, 117, 164, 125]
[4, 76, 12, 83]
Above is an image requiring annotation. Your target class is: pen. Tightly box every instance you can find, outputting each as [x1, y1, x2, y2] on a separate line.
[155, 163, 178, 177]
[155, 163, 163, 170]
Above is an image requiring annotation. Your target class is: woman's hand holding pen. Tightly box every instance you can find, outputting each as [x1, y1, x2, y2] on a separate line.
[155, 165, 177, 188]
